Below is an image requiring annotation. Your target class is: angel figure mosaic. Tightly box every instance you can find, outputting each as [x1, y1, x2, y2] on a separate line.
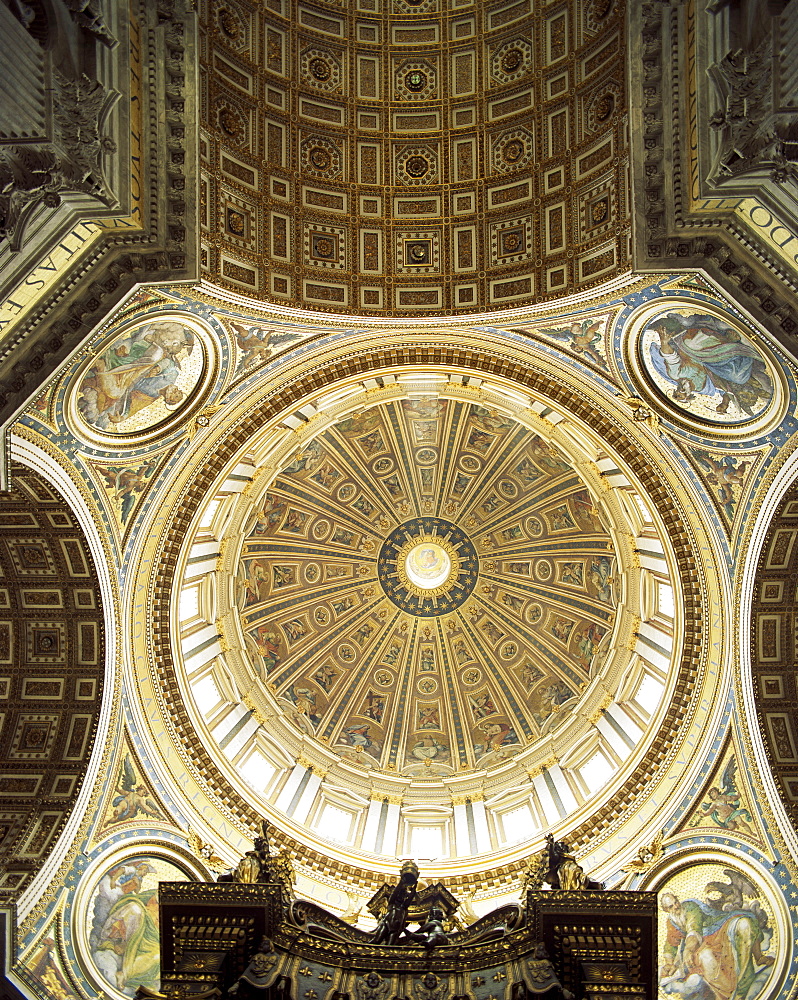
[101, 755, 165, 830]
[688, 757, 757, 837]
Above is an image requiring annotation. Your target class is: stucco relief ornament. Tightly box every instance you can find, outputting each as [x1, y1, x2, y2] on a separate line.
[413, 973, 448, 1000]
[0, 72, 117, 249]
[231, 938, 280, 994]
[524, 944, 573, 999]
[356, 972, 390, 1000]
[64, 0, 116, 45]
[707, 37, 798, 185]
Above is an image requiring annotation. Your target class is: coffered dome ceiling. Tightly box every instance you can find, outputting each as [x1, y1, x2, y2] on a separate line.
[226, 399, 625, 778]
[199, 0, 629, 314]
[147, 343, 711, 876]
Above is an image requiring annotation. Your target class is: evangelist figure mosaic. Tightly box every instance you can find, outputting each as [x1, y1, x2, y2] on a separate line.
[657, 863, 777, 1000]
[638, 308, 774, 426]
[86, 855, 188, 997]
[76, 320, 204, 434]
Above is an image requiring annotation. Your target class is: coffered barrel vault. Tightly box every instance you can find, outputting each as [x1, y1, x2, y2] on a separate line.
[199, 0, 629, 313]
[0, 468, 105, 898]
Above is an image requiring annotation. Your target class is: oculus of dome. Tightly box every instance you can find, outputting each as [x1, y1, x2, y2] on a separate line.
[405, 542, 450, 588]
[378, 518, 478, 614]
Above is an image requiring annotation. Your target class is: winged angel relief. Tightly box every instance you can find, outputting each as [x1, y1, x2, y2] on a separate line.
[101, 755, 164, 829]
[689, 757, 756, 836]
[187, 828, 229, 874]
[621, 830, 664, 875]
[356, 973, 391, 1000]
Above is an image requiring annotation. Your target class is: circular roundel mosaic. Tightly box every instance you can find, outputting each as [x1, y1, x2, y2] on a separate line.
[649, 858, 785, 1000]
[626, 299, 785, 437]
[74, 847, 199, 1000]
[378, 517, 478, 616]
[69, 316, 216, 445]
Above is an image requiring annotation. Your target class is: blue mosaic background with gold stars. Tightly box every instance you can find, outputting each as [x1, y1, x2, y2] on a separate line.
[378, 517, 478, 617]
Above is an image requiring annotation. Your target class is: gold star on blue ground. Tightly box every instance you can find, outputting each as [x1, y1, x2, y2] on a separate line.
[377, 515, 478, 618]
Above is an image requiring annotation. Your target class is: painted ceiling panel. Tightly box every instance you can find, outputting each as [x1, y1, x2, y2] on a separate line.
[232, 400, 620, 776]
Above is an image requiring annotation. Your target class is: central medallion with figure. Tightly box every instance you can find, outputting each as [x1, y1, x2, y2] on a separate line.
[378, 517, 478, 616]
[405, 541, 451, 589]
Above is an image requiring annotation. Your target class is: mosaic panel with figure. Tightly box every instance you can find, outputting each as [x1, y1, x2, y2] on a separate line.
[85, 856, 191, 998]
[75, 320, 207, 436]
[632, 305, 779, 429]
[657, 863, 778, 1000]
